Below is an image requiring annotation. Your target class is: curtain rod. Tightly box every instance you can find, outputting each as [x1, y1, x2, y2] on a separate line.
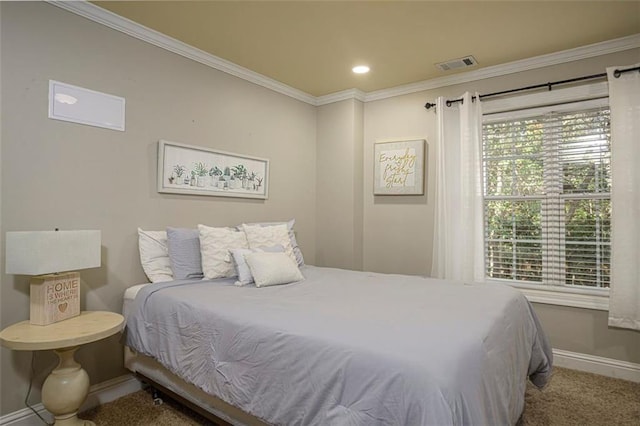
[424, 65, 640, 110]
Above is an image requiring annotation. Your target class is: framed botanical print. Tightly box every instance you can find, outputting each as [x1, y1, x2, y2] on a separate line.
[157, 140, 269, 199]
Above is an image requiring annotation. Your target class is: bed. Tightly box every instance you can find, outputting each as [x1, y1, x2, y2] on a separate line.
[123, 264, 552, 425]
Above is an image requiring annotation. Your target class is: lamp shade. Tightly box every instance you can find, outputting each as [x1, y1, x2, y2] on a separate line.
[6, 230, 101, 275]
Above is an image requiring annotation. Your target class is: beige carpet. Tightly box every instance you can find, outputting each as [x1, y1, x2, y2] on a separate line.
[521, 368, 640, 425]
[82, 367, 640, 425]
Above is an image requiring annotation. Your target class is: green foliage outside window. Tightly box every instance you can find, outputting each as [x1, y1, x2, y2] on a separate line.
[483, 108, 611, 288]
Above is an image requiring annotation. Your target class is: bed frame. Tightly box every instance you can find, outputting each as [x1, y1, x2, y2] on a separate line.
[125, 347, 266, 426]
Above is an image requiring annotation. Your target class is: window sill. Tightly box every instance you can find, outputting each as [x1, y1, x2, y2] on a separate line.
[486, 280, 609, 311]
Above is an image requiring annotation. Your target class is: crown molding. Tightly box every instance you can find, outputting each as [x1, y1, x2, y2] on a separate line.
[47, 0, 317, 106]
[316, 88, 366, 106]
[47, 1, 639, 106]
[362, 33, 640, 103]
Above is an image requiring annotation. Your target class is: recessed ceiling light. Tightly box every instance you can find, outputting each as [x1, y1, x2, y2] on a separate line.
[352, 65, 370, 74]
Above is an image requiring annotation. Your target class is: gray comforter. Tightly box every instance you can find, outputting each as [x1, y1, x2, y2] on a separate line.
[125, 265, 552, 425]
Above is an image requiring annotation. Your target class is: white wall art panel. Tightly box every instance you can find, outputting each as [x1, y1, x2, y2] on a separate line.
[48, 80, 125, 131]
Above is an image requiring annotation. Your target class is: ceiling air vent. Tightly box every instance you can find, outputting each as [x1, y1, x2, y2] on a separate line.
[435, 55, 478, 71]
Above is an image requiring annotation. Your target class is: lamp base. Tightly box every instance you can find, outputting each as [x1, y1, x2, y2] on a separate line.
[30, 272, 81, 325]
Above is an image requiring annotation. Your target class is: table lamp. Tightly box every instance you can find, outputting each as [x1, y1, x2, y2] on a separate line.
[5, 229, 101, 325]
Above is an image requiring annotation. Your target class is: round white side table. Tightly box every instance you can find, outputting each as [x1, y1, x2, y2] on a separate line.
[0, 311, 124, 426]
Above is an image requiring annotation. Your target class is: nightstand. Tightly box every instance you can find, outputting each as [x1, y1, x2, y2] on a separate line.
[0, 311, 124, 426]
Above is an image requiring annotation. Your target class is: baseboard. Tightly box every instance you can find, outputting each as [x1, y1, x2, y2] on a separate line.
[553, 348, 640, 383]
[82, 373, 143, 411]
[0, 374, 142, 426]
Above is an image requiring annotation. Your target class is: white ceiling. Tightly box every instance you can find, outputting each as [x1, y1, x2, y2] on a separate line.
[92, 1, 640, 97]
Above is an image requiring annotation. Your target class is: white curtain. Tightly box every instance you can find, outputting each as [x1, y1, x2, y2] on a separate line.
[608, 64, 640, 331]
[431, 92, 484, 282]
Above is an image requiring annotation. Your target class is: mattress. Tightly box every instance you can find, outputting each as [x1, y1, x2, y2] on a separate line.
[124, 265, 552, 425]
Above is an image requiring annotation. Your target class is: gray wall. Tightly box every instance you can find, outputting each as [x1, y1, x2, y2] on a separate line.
[316, 99, 364, 270]
[1, 2, 316, 415]
[364, 96, 435, 275]
[534, 304, 640, 362]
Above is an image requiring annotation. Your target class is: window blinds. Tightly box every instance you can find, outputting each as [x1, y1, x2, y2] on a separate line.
[482, 104, 611, 288]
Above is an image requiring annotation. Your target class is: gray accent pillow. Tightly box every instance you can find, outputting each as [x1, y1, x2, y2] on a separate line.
[166, 227, 204, 280]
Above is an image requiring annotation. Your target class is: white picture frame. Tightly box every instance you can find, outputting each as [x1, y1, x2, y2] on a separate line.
[157, 140, 269, 199]
[373, 139, 425, 195]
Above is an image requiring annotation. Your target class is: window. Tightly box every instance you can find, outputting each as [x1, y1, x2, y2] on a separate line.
[482, 99, 611, 289]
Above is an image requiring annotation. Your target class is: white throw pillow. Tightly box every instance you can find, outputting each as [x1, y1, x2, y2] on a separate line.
[242, 223, 296, 263]
[198, 224, 248, 279]
[137, 228, 173, 283]
[244, 252, 304, 288]
[230, 245, 284, 286]
[236, 219, 304, 266]
[229, 248, 256, 286]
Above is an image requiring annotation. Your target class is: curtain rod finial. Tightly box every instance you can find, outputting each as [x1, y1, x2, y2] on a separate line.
[424, 102, 436, 110]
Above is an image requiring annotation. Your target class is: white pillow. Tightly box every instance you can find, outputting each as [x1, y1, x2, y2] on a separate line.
[244, 252, 304, 288]
[230, 245, 285, 286]
[229, 248, 256, 286]
[137, 228, 173, 283]
[242, 223, 296, 263]
[198, 224, 248, 279]
[237, 219, 304, 266]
